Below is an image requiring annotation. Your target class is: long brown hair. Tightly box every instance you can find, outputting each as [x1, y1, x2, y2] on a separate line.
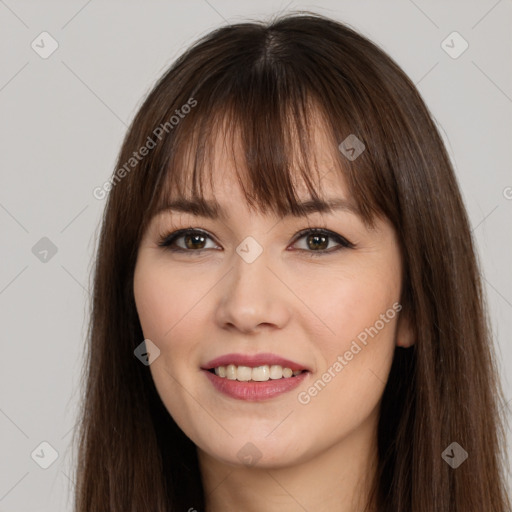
[73, 12, 511, 511]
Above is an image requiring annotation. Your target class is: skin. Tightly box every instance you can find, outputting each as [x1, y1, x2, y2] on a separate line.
[133, 123, 413, 512]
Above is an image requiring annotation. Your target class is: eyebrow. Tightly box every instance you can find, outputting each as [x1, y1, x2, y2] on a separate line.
[155, 197, 361, 221]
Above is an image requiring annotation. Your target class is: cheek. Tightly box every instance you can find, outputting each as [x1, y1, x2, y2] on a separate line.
[133, 257, 198, 341]
[296, 298, 398, 445]
[133, 258, 205, 428]
[305, 261, 401, 356]
[133, 256, 214, 400]
[296, 258, 401, 416]
[134, 273, 165, 341]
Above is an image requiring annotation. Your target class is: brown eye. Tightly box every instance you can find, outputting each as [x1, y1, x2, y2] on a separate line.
[306, 233, 329, 251]
[291, 228, 354, 257]
[158, 227, 354, 257]
[158, 229, 218, 253]
[183, 232, 207, 250]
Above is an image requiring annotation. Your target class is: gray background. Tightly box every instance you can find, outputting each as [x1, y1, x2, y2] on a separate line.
[1, 0, 511, 510]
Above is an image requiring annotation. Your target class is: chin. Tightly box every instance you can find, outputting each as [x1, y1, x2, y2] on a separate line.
[195, 432, 312, 470]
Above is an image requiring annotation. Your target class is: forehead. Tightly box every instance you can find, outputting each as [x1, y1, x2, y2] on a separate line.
[156, 156, 358, 223]
[149, 99, 376, 228]
[179, 111, 348, 201]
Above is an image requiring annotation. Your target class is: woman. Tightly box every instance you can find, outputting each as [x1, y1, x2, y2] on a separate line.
[74, 12, 511, 511]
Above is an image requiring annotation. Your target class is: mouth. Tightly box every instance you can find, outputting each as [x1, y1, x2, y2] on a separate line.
[206, 365, 308, 382]
[201, 353, 311, 402]
[201, 353, 311, 401]
[202, 367, 309, 401]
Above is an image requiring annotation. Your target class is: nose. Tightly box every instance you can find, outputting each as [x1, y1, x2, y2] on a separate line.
[215, 249, 291, 334]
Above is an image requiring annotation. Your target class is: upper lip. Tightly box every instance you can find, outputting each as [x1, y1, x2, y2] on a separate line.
[202, 353, 311, 372]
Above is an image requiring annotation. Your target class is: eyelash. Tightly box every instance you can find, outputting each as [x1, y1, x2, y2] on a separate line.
[157, 227, 355, 257]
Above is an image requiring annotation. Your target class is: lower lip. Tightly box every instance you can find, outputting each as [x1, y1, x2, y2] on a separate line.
[202, 369, 309, 401]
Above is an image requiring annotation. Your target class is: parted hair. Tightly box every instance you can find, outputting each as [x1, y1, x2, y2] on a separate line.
[73, 12, 510, 511]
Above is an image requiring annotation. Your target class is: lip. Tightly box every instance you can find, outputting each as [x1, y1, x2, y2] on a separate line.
[203, 369, 309, 401]
[202, 352, 310, 372]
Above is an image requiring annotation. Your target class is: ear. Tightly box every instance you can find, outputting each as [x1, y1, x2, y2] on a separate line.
[396, 308, 415, 348]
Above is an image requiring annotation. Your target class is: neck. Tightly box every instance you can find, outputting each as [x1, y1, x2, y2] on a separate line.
[197, 410, 379, 512]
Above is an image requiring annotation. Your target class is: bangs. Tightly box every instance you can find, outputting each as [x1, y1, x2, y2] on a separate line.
[148, 72, 382, 229]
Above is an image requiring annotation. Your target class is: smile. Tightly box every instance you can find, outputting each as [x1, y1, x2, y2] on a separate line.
[201, 352, 311, 400]
[210, 364, 305, 381]
[203, 369, 309, 401]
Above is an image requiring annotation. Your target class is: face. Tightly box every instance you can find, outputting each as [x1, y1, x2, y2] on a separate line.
[133, 124, 412, 470]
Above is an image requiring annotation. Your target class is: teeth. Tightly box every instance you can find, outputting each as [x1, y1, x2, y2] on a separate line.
[225, 364, 237, 380]
[236, 366, 252, 381]
[252, 365, 270, 381]
[269, 365, 282, 379]
[213, 364, 303, 381]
